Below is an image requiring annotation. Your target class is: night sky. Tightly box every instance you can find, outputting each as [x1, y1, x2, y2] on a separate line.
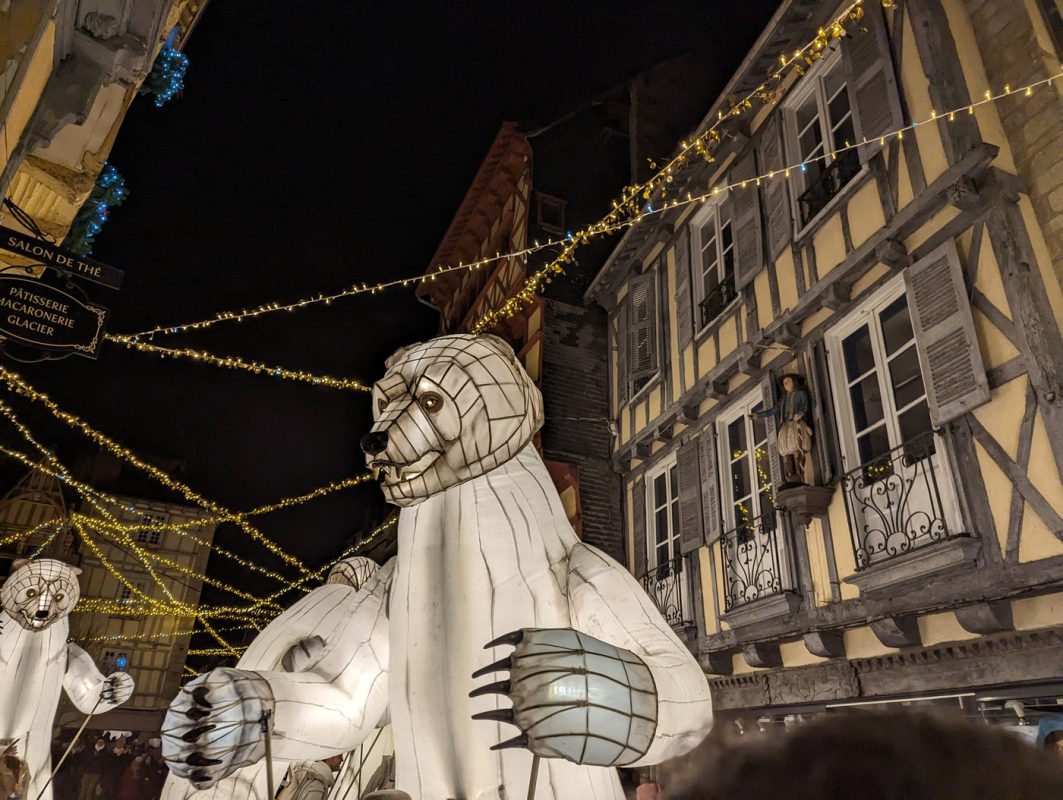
[3, 1, 780, 608]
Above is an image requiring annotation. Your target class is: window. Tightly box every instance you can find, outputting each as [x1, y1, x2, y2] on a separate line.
[135, 511, 167, 545]
[628, 269, 659, 396]
[826, 276, 963, 568]
[117, 579, 148, 604]
[719, 393, 776, 535]
[690, 196, 737, 329]
[784, 48, 861, 227]
[641, 457, 691, 627]
[101, 650, 130, 673]
[648, 461, 681, 570]
[535, 192, 566, 235]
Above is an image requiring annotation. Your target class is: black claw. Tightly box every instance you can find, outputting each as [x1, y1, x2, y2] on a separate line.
[469, 679, 511, 698]
[181, 725, 216, 742]
[490, 734, 530, 751]
[191, 687, 213, 708]
[472, 656, 512, 679]
[472, 708, 517, 725]
[186, 752, 224, 767]
[190, 770, 212, 785]
[484, 630, 524, 650]
[185, 707, 209, 721]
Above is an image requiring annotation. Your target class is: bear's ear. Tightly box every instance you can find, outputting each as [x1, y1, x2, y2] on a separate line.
[384, 342, 423, 371]
[70, 566, 82, 576]
[11, 558, 28, 571]
[478, 334, 516, 363]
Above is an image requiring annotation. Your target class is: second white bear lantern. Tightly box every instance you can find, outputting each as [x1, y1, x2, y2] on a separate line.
[163, 334, 712, 800]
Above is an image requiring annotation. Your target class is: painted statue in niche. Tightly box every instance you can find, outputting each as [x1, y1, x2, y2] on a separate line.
[0, 558, 135, 800]
[752, 373, 814, 488]
[163, 334, 713, 800]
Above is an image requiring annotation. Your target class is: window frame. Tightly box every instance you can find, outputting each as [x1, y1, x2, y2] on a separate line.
[644, 455, 681, 573]
[716, 388, 777, 533]
[627, 265, 661, 401]
[782, 45, 866, 235]
[688, 192, 739, 333]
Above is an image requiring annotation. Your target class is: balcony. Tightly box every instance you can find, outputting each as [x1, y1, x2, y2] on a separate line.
[639, 554, 693, 629]
[699, 272, 737, 328]
[797, 148, 861, 226]
[842, 431, 974, 580]
[720, 513, 789, 612]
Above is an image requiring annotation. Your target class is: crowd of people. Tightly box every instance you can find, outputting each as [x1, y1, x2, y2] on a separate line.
[51, 734, 168, 800]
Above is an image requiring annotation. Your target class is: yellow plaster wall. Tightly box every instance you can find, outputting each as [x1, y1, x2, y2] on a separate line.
[754, 270, 773, 331]
[851, 263, 890, 300]
[648, 385, 662, 423]
[972, 308, 1021, 369]
[1018, 197, 1063, 324]
[698, 546, 719, 634]
[801, 307, 833, 338]
[847, 181, 886, 249]
[906, 207, 959, 253]
[899, 14, 950, 184]
[1012, 592, 1063, 631]
[918, 612, 979, 646]
[620, 409, 631, 445]
[827, 492, 860, 599]
[776, 249, 798, 313]
[731, 654, 768, 675]
[941, 0, 1017, 174]
[698, 336, 717, 376]
[974, 439, 1010, 552]
[1019, 502, 1063, 562]
[718, 316, 739, 360]
[699, 397, 718, 417]
[1028, 411, 1063, 528]
[780, 640, 829, 668]
[974, 229, 1012, 316]
[974, 375, 1026, 461]
[683, 344, 695, 391]
[813, 215, 847, 277]
[0, 20, 55, 172]
[844, 626, 899, 659]
[634, 399, 648, 434]
[728, 373, 750, 394]
[805, 519, 835, 606]
[896, 145, 915, 210]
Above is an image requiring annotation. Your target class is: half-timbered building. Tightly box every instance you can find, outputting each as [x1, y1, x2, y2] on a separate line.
[587, 0, 1063, 724]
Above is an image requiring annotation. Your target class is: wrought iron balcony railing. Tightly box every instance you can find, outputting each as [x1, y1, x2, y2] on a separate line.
[639, 554, 693, 628]
[797, 148, 861, 226]
[699, 273, 737, 328]
[842, 430, 960, 569]
[721, 513, 787, 611]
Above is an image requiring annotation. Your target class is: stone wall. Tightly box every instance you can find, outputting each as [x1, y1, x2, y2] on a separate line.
[540, 297, 623, 562]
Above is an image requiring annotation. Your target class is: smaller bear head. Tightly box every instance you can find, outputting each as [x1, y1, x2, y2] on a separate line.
[1, 558, 81, 631]
[363, 334, 543, 506]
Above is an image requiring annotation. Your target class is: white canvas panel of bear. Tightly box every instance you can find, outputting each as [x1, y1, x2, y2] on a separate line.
[0, 558, 135, 800]
[162, 335, 713, 800]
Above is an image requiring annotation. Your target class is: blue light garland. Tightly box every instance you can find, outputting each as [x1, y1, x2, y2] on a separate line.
[139, 46, 189, 108]
[61, 163, 128, 256]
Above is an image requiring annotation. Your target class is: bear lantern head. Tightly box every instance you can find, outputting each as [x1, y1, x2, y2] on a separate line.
[1, 558, 81, 631]
[362, 334, 544, 507]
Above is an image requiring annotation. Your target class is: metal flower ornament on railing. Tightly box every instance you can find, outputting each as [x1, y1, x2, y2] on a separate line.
[843, 431, 953, 569]
[139, 46, 189, 108]
[721, 513, 785, 611]
[639, 555, 691, 628]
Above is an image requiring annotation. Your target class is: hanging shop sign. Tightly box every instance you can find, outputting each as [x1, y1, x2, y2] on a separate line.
[0, 275, 108, 358]
[0, 226, 124, 290]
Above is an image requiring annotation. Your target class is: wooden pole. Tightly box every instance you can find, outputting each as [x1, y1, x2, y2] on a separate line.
[260, 711, 275, 799]
[34, 696, 103, 800]
[526, 754, 541, 800]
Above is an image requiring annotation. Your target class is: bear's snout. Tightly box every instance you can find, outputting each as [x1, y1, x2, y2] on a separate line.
[361, 430, 389, 456]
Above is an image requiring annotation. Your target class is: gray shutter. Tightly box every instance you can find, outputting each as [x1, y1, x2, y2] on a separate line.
[616, 303, 629, 407]
[731, 149, 764, 292]
[903, 240, 990, 425]
[700, 431, 722, 544]
[758, 113, 792, 262]
[632, 475, 647, 579]
[842, 2, 904, 162]
[674, 228, 694, 350]
[628, 271, 658, 390]
[760, 372, 784, 494]
[677, 439, 704, 554]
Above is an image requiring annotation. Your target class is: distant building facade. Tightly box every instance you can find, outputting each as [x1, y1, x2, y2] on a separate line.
[586, 0, 1063, 728]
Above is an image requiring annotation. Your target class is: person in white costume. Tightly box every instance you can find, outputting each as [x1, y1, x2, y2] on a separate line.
[162, 334, 713, 800]
[275, 755, 342, 800]
[0, 559, 134, 800]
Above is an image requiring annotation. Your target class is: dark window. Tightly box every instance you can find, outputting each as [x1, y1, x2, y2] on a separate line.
[535, 192, 566, 235]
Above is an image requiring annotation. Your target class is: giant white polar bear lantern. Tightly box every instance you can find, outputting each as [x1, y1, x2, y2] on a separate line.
[163, 334, 713, 800]
[0, 558, 135, 800]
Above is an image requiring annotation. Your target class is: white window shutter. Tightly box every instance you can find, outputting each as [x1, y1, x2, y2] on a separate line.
[732, 149, 764, 292]
[632, 475, 647, 578]
[628, 271, 659, 390]
[842, 2, 904, 161]
[700, 431, 722, 544]
[616, 304, 629, 407]
[677, 439, 704, 554]
[903, 240, 990, 425]
[758, 113, 793, 263]
[674, 228, 694, 349]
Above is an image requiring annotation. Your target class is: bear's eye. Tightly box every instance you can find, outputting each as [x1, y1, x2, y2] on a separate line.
[54, 593, 65, 603]
[420, 392, 443, 413]
[26, 589, 37, 599]
[377, 397, 388, 414]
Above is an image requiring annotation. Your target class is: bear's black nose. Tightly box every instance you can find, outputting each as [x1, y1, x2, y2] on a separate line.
[35, 609, 49, 620]
[360, 430, 389, 456]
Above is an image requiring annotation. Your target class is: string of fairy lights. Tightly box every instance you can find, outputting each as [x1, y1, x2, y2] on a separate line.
[1, 0, 1056, 659]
